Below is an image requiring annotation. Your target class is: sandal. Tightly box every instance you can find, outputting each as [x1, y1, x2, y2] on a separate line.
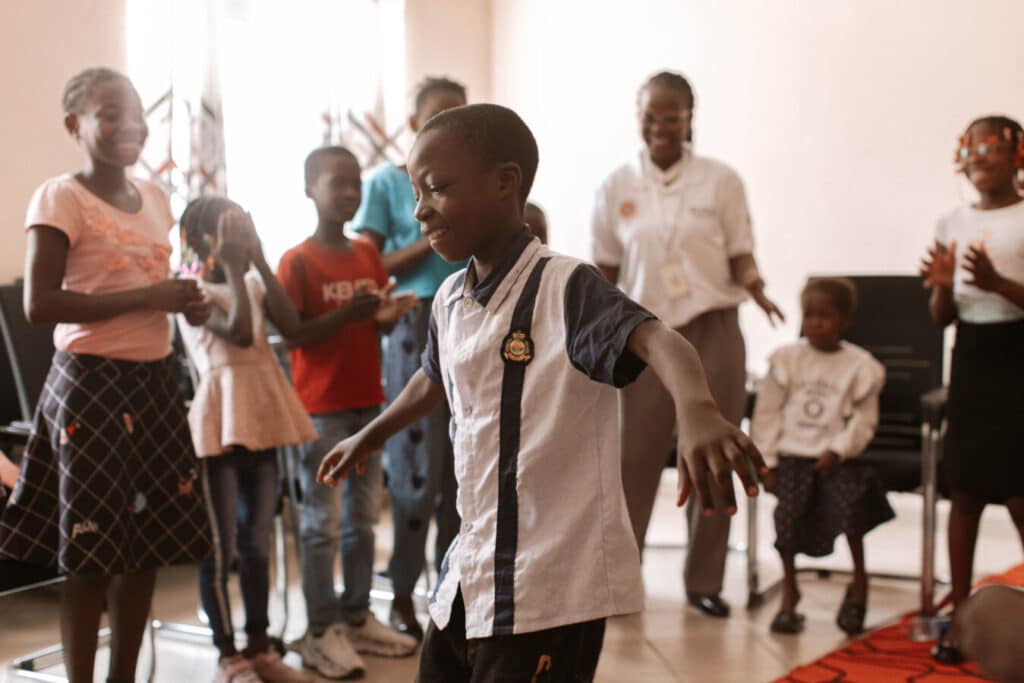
[931, 619, 963, 665]
[836, 584, 867, 635]
[770, 610, 806, 634]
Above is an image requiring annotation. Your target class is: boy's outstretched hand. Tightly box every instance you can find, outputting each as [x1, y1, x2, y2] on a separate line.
[675, 404, 766, 515]
[317, 434, 374, 487]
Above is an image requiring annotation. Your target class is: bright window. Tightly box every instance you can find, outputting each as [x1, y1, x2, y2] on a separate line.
[127, 0, 407, 268]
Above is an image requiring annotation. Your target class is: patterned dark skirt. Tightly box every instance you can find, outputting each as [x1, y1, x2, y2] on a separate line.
[773, 455, 895, 557]
[944, 320, 1024, 503]
[0, 351, 211, 576]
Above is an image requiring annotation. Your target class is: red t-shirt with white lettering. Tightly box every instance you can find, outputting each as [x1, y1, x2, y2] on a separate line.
[277, 236, 388, 415]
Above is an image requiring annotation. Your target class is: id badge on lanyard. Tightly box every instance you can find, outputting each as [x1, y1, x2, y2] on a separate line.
[652, 184, 690, 300]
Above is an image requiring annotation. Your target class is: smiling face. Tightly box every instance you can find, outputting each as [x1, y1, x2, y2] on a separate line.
[306, 153, 363, 224]
[66, 77, 148, 168]
[638, 84, 692, 170]
[961, 120, 1020, 195]
[407, 127, 501, 263]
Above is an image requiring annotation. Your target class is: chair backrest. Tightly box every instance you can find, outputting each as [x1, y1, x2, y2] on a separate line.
[0, 329, 23, 428]
[0, 283, 56, 422]
[841, 275, 944, 454]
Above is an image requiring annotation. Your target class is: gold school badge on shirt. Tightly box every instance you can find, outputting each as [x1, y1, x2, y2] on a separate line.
[501, 330, 534, 364]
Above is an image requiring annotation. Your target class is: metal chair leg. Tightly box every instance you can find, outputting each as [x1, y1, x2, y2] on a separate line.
[909, 421, 946, 641]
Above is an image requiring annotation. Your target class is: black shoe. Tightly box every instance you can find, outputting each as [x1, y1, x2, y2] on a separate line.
[687, 594, 731, 618]
[932, 640, 963, 665]
[770, 610, 805, 634]
[389, 598, 425, 641]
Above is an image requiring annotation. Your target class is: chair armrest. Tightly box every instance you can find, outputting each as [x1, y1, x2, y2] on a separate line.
[920, 387, 948, 430]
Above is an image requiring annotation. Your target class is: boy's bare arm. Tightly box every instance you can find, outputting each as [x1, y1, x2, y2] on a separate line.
[626, 319, 765, 513]
[318, 369, 445, 485]
[282, 292, 381, 349]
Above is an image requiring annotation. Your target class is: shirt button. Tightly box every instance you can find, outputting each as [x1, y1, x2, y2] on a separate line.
[463, 406, 472, 416]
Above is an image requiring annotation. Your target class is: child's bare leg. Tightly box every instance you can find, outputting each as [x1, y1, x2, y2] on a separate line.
[106, 567, 158, 682]
[61, 573, 111, 683]
[780, 548, 800, 611]
[948, 492, 986, 611]
[846, 533, 867, 604]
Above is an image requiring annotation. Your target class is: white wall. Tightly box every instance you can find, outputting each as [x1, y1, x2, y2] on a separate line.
[0, 1, 126, 282]
[490, 0, 1024, 372]
[405, 0, 492, 103]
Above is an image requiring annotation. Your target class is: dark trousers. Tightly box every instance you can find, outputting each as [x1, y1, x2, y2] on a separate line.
[416, 590, 606, 683]
[198, 447, 278, 648]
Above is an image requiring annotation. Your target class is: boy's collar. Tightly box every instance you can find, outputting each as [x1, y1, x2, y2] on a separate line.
[450, 228, 539, 311]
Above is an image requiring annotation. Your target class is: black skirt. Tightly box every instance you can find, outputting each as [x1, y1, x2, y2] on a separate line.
[774, 455, 895, 557]
[945, 320, 1024, 502]
[0, 351, 211, 576]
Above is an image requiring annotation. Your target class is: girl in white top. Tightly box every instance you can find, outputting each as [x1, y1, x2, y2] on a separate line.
[753, 277, 890, 636]
[178, 197, 317, 683]
[592, 71, 784, 614]
[919, 115, 1024, 664]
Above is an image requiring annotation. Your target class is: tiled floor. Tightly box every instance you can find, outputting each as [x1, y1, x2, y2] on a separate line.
[1, 472, 1019, 682]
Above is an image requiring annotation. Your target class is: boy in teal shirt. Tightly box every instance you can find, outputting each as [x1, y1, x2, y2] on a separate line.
[352, 76, 467, 639]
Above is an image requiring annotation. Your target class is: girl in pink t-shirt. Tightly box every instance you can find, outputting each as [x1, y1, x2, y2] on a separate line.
[0, 67, 212, 683]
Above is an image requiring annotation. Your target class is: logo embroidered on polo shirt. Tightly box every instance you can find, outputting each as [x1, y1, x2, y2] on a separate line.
[619, 200, 637, 218]
[501, 330, 534, 364]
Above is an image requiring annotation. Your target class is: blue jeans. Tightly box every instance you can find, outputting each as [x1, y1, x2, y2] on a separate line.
[294, 407, 382, 631]
[383, 300, 460, 597]
[198, 448, 279, 649]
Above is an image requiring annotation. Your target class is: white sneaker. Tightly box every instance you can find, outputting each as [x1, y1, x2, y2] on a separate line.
[213, 655, 263, 683]
[337, 613, 419, 657]
[292, 628, 365, 680]
[250, 650, 315, 683]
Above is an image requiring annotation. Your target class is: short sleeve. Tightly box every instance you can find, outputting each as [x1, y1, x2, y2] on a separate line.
[25, 178, 84, 245]
[717, 169, 754, 257]
[276, 251, 307, 315]
[420, 296, 443, 385]
[851, 355, 886, 403]
[352, 170, 393, 242]
[766, 348, 790, 388]
[591, 182, 623, 267]
[564, 264, 656, 387]
[244, 269, 266, 305]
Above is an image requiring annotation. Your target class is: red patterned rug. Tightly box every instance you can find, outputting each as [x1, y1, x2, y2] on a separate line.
[773, 564, 1024, 682]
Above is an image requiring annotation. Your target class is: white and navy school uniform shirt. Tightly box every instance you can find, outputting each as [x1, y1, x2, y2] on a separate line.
[422, 229, 653, 638]
[935, 201, 1024, 323]
[592, 149, 754, 329]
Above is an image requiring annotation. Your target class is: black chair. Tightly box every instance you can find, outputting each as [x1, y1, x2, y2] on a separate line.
[0, 282, 55, 425]
[745, 275, 948, 614]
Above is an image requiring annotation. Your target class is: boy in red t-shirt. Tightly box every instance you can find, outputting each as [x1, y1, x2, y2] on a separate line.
[277, 146, 418, 678]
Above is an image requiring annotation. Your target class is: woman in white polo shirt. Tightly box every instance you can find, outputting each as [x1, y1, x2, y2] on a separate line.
[592, 70, 783, 617]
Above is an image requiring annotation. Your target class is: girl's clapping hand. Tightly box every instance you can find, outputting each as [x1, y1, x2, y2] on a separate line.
[963, 242, 1005, 292]
[920, 240, 957, 289]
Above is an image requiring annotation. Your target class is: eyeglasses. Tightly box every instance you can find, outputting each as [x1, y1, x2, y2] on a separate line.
[957, 136, 1010, 161]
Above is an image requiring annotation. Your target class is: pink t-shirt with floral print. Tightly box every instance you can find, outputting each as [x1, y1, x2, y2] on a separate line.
[25, 174, 176, 361]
